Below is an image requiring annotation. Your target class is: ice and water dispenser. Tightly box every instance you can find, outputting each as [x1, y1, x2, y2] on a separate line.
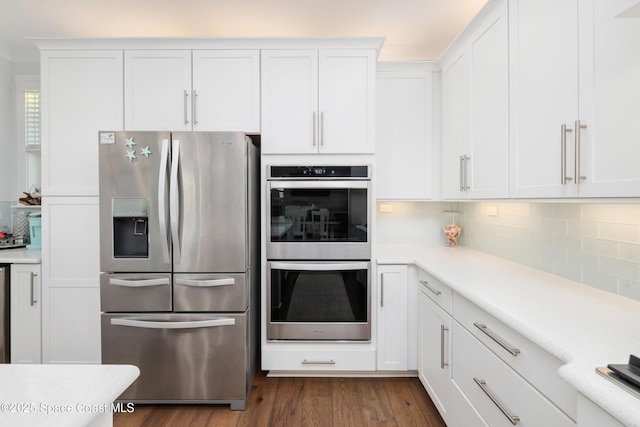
[112, 198, 149, 258]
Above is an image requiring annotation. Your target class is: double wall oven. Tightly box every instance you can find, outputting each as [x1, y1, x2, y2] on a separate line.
[266, 165, 372, 341]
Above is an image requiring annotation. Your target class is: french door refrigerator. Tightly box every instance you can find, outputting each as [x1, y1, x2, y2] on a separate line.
[98, 131, 258, 410]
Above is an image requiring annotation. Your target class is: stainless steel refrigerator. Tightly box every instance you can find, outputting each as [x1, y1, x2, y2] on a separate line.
[98, 131, 258, 410]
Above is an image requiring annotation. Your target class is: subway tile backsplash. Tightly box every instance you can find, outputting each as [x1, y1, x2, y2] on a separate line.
[376, 201, 640, 302]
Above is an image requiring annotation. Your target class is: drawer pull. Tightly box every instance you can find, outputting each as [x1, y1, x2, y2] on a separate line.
[473, 378, 520, 425]
[474, 322, 521, 356]
[419, 280, 441, 296]
[302, 359, 336, 365]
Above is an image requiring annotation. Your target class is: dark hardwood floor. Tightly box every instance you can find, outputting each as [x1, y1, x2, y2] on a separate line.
[113, 371, 446, 427]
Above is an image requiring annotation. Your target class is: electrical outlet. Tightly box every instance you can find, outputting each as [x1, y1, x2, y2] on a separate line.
[378, 204, 393, 213]
[486, 205, 498, 216]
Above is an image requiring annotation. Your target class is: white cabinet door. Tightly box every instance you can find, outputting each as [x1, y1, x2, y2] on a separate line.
[191, 50, 260, 132]
[376, 63, 434, 200]
[261, 50, 318, 154]
[376, 265, 408, 371]
[319, 50, 375, 154]
[124, 50, 192, 131]
[261, 49, 375, 154]
[468, 1, 509, 199]
[509, 0, 580, 198]
[577, 0, 640, 197]
[10, 264, 42, 364]
[441, 0, 509, 200]
[418, 286, 451, 421]
[41, 50, 123, 196]
[441, 50, 470, 199]
[41, 197, 101, 363]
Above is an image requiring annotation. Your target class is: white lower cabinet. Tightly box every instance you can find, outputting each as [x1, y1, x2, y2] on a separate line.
[452, 321, 575, 427]
[262, 346, 376, 372]
[10, 264, 42, 364]
[576, 394, 624, 427]
[377, 265, 408, 371]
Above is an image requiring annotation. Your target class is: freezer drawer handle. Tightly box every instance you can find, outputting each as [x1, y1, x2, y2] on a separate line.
[109, 278, 170, 287]
[175, 278, 235, 287]
[111, 318, 235, 329]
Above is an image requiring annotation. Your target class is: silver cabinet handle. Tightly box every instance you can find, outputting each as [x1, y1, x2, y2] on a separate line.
[30, 272, 38, 306]
[302, 359, 336, 365]
[459, 155, 465, 191]
[312, 111, 317, 146]
[183, 90, 189, 124]
[440, 324, 449, 369]
[474, 378, 520, 425]
[574, 119, 587, 184]
[320, 111, 325, 146]
[109, 278, 170, 287]
[473, 322, 520, 356]
[463, 155, 470, 191]
[192, 90, 198, 125]
[560, 124, 573, 184]
[175, 278, 235, 287]
[380, 273, 384, 307]
[419, 280, 441, 296]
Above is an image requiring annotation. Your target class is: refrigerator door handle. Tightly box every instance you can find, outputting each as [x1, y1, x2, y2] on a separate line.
[111, 318, 235, 329]
[109, 278, 170, 287]
[175, 278, 235, 287]
[158, 138, 171, 264]
[170, 139, 182, 265]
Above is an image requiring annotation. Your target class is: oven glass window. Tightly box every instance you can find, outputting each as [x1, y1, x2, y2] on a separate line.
[270, 188, 367, 242]
[270, 268, 368, 323]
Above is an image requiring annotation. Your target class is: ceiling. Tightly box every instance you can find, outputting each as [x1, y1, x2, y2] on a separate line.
[0, 0, 488, 62]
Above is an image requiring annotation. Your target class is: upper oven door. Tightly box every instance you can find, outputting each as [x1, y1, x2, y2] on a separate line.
[267, 180, 371, 260]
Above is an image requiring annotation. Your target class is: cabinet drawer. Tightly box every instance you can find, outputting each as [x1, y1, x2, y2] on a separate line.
[452, 322, 575, 427]
[262, 347, 376, 372]
[453, 293, 576, 419]
[418, 269, 452, 314]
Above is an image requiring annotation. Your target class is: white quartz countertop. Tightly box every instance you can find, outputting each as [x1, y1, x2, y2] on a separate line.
[378, 244, 640, 427]
[0, 364, 139, 427]
[0, 248, 41, 264]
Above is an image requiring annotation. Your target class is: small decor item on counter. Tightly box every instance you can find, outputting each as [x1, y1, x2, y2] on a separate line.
[442, 209, 462, 247]
[19, 185, 41, 206]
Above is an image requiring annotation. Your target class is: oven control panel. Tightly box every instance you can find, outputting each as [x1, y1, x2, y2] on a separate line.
[269, 165, 369, 179]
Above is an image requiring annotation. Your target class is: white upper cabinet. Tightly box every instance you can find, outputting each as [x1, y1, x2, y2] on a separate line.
[376, 63, 435, 200]
[577, 0, 640, 197]
[441, 0, 509, 199]
[510, 0, 640, 198]
[124, 49, 260, 132]
[261, 49, 375, 154]
[41, 50, 124, 197]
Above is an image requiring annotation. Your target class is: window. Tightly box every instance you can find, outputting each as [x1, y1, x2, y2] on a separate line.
[15, 75, 41, 195]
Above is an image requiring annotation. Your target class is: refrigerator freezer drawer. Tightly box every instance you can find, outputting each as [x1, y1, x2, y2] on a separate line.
[100, 273, 171, 312]
[102, 312, 249, 405]
[173, 273, 248, 312]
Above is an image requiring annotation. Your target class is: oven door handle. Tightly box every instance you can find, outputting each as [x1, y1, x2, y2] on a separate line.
[269, 261, 370, 271]
[268, 180, 370, 190]
[111, 317, 235, 329]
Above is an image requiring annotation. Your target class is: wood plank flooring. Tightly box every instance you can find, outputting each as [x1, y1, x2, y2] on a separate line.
[113, 371, 446, 427]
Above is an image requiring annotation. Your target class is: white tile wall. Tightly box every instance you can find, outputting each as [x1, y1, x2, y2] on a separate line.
[376, 201, 640, 302]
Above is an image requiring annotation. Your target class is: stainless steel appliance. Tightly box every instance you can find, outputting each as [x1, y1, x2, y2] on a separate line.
[266, 165, 372, 341]
[266, 165, 371, 260]
[98, 131, 258, 410]
[0, 264, 9, 363]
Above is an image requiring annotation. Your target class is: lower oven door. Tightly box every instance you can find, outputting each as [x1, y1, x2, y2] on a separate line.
[267, 261, 371, 341]
[102, 312, 248, 406]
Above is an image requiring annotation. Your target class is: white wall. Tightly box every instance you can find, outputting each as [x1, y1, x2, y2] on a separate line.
[377, 201, 640, 302]
[0, 56, 15, 201]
